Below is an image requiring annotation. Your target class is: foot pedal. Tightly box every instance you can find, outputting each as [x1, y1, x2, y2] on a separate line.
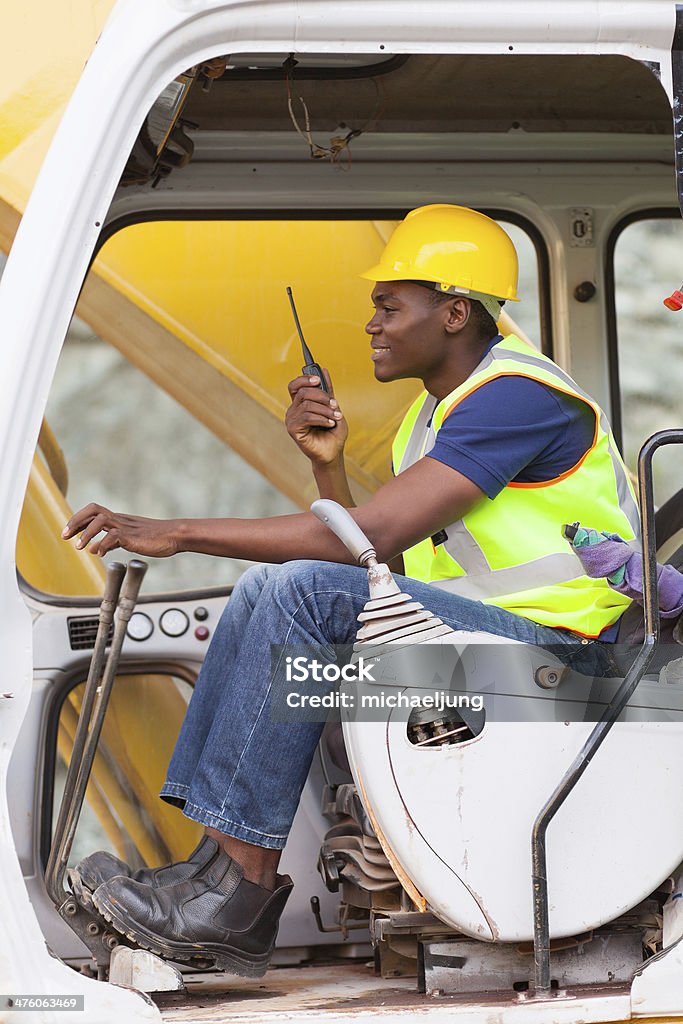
[108, 946, 185, 993]
[67, 867, 95, 911]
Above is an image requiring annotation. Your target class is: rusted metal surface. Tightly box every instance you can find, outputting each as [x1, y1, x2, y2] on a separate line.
[155, 964, 639, 1022]
[158, 963, 418, 1021]
[420, 932, 642, 996]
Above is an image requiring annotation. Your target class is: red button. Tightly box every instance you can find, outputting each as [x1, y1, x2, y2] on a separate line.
[195, 626, 210, 641]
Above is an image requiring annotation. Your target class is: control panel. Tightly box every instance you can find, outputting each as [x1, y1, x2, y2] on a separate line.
[31, 593, 230, 670]
[127, 605, 213, 643]
[128, 604, 213, 643]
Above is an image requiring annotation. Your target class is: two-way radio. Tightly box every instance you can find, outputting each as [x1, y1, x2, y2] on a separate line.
[286, 286, 330, 393]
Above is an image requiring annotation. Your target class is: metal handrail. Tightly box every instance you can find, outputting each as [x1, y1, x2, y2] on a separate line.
[530, 428, 683, 996]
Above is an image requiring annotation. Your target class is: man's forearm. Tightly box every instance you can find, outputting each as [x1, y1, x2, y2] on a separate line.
[312, 457, 355, 507]
[64, 457, 483, 565]
[174, 511, 358, 563]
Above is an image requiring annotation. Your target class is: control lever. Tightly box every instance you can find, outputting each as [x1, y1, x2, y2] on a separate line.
[46, 560, 148, 909]
[310, 499, 377, 566]
[311, 499, 454, 647]
[310, 498, 408, 605]
[46, 561, 125, 903]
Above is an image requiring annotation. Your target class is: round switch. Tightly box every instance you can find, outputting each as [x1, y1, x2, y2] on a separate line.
[127, 612, 154, 642]
[195, 626, 210, 642]
[194, 606, 209, 621]
[160, 609, 189, 637]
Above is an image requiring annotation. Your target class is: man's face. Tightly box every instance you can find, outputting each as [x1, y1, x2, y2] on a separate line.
[365, 281, 455, 383]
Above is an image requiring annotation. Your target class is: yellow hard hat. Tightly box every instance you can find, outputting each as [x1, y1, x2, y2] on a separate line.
[362, 205, 519, 312]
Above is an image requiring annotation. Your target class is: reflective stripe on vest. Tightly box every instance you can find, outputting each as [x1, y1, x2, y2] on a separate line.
[391, 335, 639, 636]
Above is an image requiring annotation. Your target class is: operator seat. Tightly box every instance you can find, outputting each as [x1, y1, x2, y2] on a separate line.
[320, 490, 683, 775]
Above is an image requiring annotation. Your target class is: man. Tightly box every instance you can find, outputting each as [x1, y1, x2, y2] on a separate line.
[62, 205, 637, 976]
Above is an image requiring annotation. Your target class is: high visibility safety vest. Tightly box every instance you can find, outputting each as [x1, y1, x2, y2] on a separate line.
[392, 335, 640, 637]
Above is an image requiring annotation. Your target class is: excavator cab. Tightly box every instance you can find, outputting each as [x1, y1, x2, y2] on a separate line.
[2, 2, 683, 1020]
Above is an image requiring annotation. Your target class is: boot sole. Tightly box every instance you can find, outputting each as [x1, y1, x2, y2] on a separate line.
[91, 889, 272, 978]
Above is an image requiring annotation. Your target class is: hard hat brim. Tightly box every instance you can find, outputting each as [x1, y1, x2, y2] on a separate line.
[360, 264, 519, 302]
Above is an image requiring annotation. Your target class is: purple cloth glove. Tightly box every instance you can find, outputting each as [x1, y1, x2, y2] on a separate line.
[567, 527, 683, 618]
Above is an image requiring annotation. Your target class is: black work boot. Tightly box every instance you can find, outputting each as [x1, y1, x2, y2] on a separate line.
[68, 835, 219, 909]
[91, 849, 293, 977]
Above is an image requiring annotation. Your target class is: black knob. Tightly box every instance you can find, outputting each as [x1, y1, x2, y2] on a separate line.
[194, 606, 209, 621]
[574, 281, 597, 303]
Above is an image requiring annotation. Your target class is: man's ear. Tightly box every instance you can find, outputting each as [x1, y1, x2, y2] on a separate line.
[443, 297, 471, 335]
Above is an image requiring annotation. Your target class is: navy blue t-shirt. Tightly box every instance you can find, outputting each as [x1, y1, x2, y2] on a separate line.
[426, 375, 595, 497]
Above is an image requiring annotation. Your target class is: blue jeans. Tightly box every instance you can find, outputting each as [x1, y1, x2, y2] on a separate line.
[160, 560, 615, 850]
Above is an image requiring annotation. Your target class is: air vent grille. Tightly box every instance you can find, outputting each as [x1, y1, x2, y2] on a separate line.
[67, 617, 113, 651]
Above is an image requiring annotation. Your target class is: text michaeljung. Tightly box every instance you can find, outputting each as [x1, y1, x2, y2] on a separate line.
[285, 689, 484, 711]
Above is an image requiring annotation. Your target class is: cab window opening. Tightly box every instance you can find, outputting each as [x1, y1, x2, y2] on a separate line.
[607, 209, 683, 503]
[16, 213, 547, 600]
[42, 671, 197, 871]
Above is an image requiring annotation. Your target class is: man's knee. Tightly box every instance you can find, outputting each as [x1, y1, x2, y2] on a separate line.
[231, 563, 277, 604]
[270, 559, 341, 598]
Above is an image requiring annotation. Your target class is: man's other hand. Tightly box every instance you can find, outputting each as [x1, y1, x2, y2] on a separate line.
[62, 503, 179, 557]
[285, 369, 348, 466]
